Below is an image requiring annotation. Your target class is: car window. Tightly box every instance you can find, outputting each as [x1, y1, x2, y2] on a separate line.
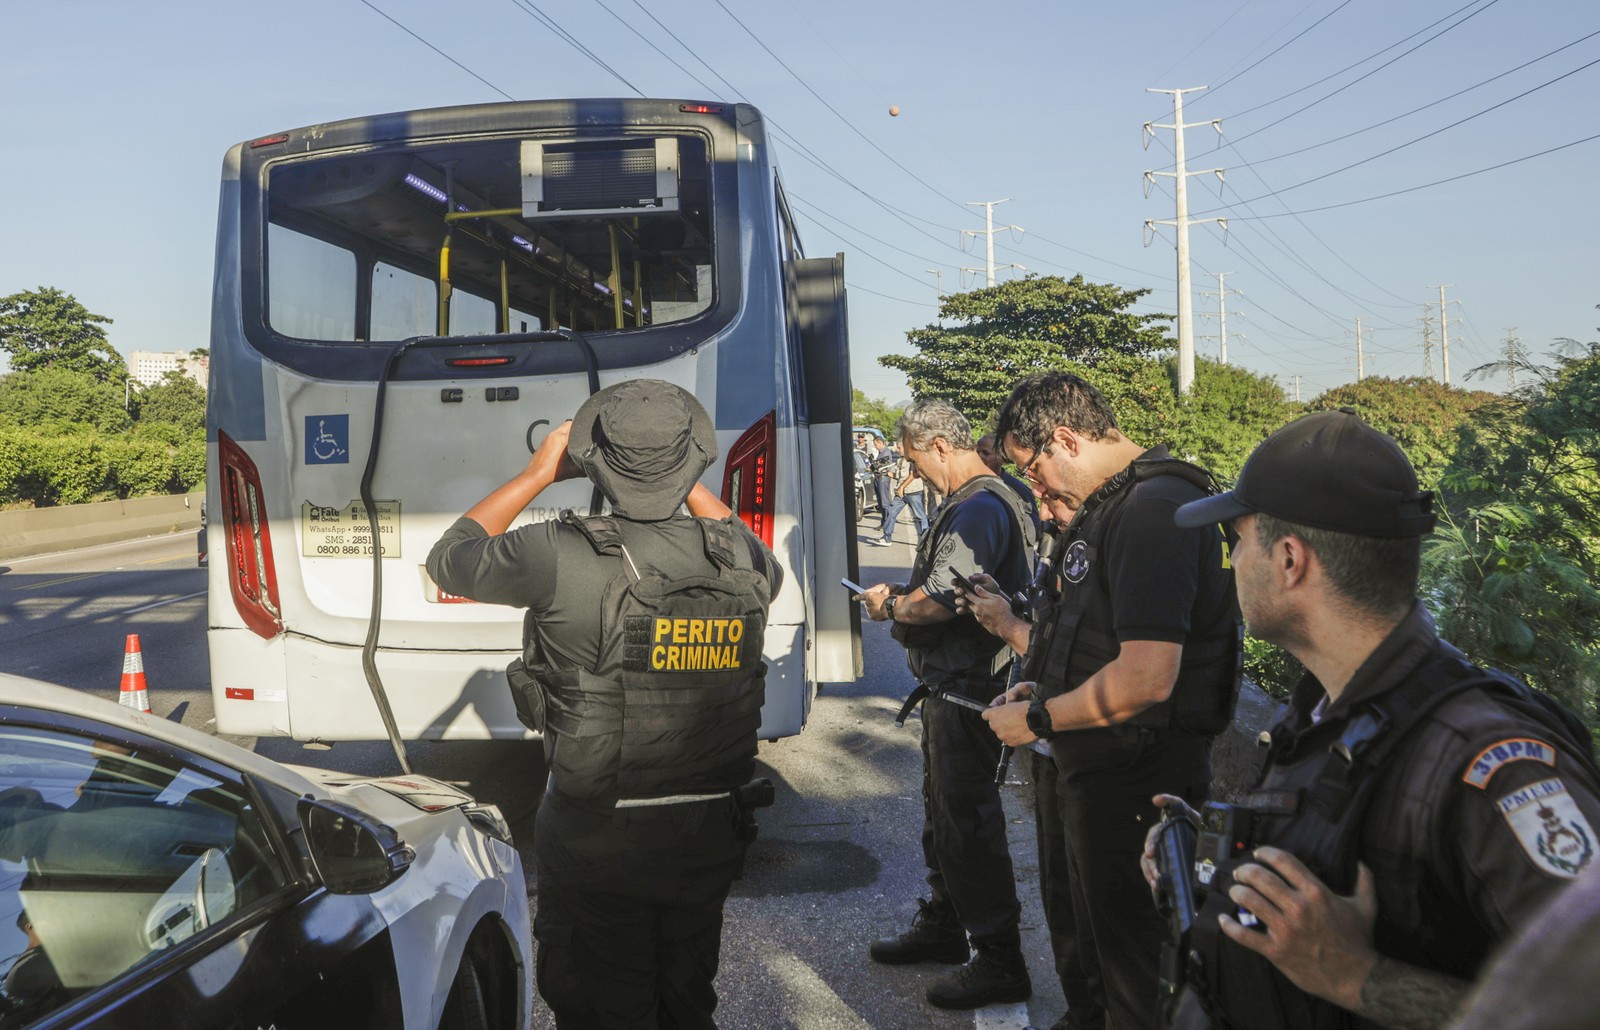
[0, 726, 286, 1025]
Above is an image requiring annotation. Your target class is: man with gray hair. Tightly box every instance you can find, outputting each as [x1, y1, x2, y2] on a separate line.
[856, 399, 1038, 1010]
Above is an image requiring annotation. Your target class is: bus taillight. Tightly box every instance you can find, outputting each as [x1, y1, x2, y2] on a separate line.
[217, 431, 284, 639]
[722, 411, 776, 548]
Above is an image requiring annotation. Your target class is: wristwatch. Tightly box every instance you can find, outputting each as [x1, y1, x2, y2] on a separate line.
[1025, 698, 1054, 739]
[883, 594, 899, 621]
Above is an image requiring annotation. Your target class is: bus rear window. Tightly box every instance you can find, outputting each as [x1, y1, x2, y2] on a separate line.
[263, 134, 717, 342]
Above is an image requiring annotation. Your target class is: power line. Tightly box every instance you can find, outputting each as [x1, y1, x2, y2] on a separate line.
[1207, 131, 1600, 220]
[707, 0, 971, 216]
[506, 0, 642, 95]
[1221, 29, 1600, 173]
[1217, 0, 1504, 145]
[1194, 52, 1600, 215]
[1197, 0, 1358, 107]
[356, 0, 516, 100]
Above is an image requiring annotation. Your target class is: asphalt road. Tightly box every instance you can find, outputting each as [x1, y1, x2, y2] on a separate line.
[0, 527, 1068, 1030]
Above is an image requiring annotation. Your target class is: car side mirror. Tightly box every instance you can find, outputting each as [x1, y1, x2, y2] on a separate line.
[296, 797, 415, 894]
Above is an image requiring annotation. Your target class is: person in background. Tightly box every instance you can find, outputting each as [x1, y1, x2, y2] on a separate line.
[877, 452, 929, 546]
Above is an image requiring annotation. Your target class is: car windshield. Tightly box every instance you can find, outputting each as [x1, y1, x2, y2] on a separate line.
[0, 728, 283, 1024]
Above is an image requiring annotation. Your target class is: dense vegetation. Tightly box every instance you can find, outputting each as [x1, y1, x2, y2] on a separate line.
[883, 278, 1600, 728]
[0, 287, 206, 506]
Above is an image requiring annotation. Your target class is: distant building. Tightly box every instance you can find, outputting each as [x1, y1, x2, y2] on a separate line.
[129, 350, 208, 389]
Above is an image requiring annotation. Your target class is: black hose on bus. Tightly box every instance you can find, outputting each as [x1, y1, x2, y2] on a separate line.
[360, 329, 604, 774]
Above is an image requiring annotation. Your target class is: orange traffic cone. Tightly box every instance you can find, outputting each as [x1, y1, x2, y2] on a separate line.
[119, 634, 152, 714]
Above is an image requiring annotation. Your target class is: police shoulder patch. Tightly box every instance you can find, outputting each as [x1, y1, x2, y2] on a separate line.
[1496, 777, 1596, 880]
[1462, 737, 1557, 789]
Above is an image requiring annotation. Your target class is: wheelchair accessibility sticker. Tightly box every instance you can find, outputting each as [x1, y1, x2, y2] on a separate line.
[305, 415, 349, 465]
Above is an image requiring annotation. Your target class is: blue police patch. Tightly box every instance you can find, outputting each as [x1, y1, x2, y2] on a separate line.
[1463, 738, 1557, 789]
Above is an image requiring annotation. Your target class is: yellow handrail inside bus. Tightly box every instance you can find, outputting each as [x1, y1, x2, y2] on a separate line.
[500, 259, 510, 333]
[443, 207, 522, 222]
[438, 229, 454, 336]
[607, 225, 623, 329]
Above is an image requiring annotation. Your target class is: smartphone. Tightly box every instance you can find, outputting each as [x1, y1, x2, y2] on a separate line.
[948, 566, 978, 593]
[841, 577, 867, 594]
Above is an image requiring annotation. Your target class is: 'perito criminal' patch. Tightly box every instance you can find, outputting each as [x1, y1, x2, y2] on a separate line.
[623, 616, 753, 672]
[1496, 777, 1596, 879]
[1462, 738, 1558, 789]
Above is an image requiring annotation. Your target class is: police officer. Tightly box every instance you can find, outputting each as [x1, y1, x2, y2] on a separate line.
[858, 399, 1037, 1010]
[983, 372, 1241, 1030]
[1142, 410, 1600, 1030]
[426, 380, 782, 1029]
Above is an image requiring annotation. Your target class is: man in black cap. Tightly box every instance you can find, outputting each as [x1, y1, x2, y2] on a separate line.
[982, 372, 1240, 1030]
[427, 379, 782, 1029]
[1139, 409, 1600, 1030]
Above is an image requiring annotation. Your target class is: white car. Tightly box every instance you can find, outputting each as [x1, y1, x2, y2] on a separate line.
[0, 675, 530, 1028]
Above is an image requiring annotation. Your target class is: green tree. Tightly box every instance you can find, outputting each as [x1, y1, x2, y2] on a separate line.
[0, 366, 132, 434]
[881, 275, 1173, 424]
[1422, 340, 1600, 722]
[1307, 377, 1499, 487]
[1169, 359, 1295, 481]
[136, 370, 207, 437]
[850, 388, 905, 438]
[0, 287, 125, 382]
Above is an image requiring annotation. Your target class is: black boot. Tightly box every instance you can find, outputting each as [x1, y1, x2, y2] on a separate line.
[869, 898, 969, 965]
[925, 942, 1032, 1009]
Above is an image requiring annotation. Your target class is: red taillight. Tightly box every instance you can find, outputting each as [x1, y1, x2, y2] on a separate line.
[249, 133, 289, 148]
[218, 431, 284, 639]
[447, 356, 514, 367]
[679, 103, 725, 115]
[722, 411, 776, 547]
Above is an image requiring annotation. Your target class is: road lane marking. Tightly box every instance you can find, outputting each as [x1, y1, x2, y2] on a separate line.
[759, 946, 872, 1029]
[121, 590, 207, 615]
[976, 1001, 1032, 1030]
[10, 572, 107, 591]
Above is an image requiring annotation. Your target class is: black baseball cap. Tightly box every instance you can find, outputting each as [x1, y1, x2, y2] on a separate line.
[1173, 409, 1436, 538]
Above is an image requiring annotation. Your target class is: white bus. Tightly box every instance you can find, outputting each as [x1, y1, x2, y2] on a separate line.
[205, 99, 862, 753]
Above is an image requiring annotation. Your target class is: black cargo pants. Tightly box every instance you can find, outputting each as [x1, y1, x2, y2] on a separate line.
[919, 686, 1023, 947]
[533, 790, 745, 1029]
[1045, 725, 1210, 1029]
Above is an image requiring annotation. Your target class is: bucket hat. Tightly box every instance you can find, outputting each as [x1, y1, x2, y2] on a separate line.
[568, 379, 717, 520]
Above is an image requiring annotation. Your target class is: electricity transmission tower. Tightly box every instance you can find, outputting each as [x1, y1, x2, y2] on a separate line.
[1198, 271, 1244, 365]
[1144, 87, 1225, 395]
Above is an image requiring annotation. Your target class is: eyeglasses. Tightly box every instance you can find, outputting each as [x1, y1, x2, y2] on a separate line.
[1018, 443, 1052, 485]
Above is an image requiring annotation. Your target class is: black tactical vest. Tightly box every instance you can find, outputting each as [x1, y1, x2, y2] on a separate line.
[522, 512, 772, 804]
[891, 473, 1038, 661]
[1187, 644, 1597, 1030]
[1028, 457, 1242, 735]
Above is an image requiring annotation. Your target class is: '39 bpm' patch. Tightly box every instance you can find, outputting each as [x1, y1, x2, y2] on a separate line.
[1496, 777, 1596, 879]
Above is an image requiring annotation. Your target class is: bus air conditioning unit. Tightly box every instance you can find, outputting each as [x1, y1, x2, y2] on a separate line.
[520, 138, 680, 219]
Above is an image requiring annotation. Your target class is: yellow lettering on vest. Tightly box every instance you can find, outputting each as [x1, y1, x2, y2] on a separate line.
[728, 619, 744, 644]
[725, 645, 740, 668]
[669, 647, 684, 670]
[672, 619, 687, 644]
[1219, 531, 1232, 570]
[651, 645, 667, 669]
[690, 620, 705, 644]
[655, 618, 672, 642]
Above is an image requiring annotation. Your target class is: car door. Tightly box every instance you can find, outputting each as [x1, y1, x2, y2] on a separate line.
[0, 712, 404, 1029]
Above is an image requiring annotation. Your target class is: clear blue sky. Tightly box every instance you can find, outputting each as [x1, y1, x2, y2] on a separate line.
[2, 0, 1595, 404]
